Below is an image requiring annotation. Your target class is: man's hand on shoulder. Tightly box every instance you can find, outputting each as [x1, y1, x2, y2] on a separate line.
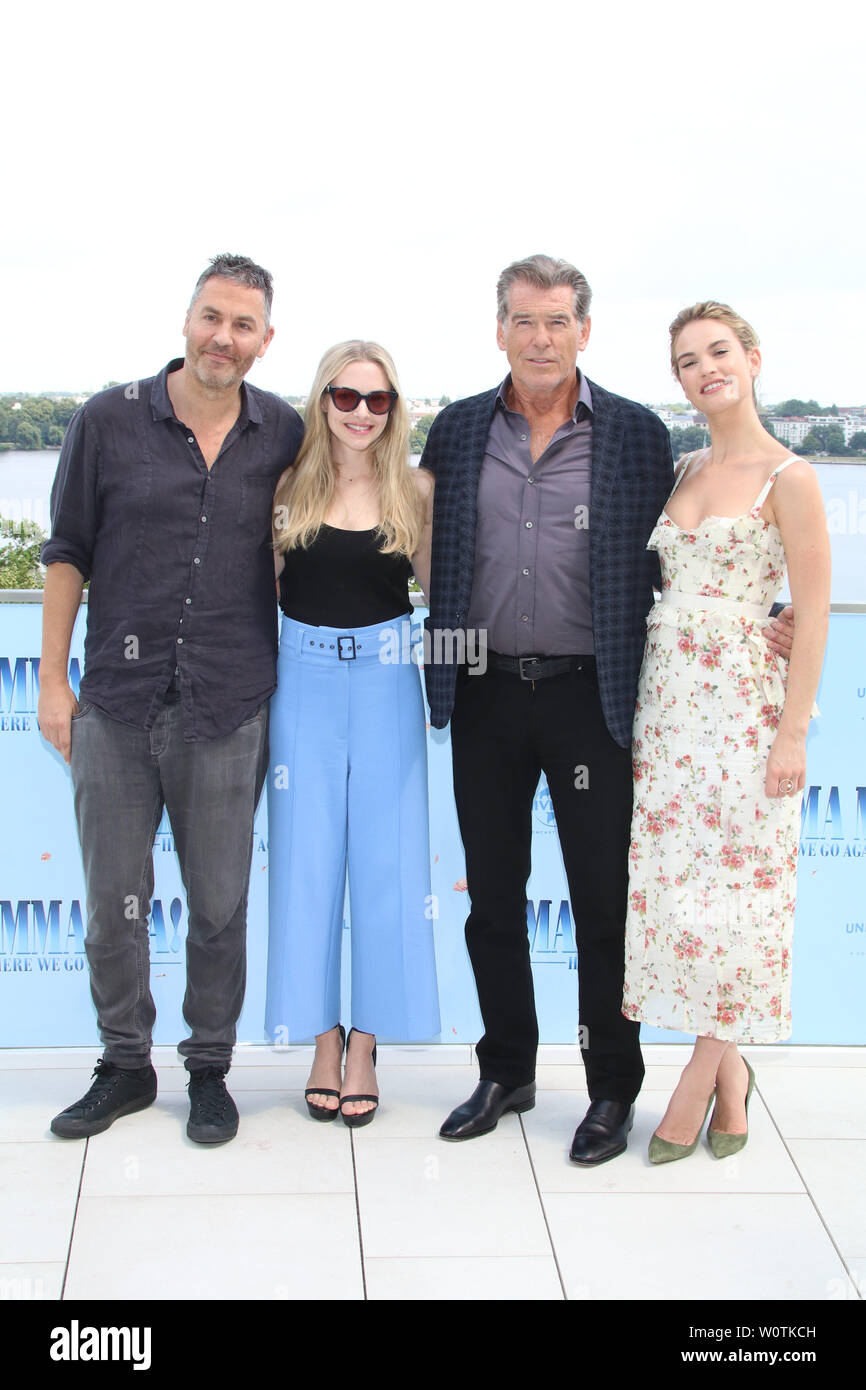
[765, 604, 794, 660]
[37, 678, 80, 764]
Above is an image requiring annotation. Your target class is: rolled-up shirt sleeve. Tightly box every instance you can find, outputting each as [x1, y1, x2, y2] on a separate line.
[41, 405, 100, 579]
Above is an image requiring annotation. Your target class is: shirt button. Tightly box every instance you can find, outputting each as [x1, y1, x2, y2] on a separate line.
[176, 637, 184, 645]
[520, 434, 527, 441]
[522, 568, 530, 576]
[187, 436, 194, 444]
[525, 521, 533, 529]
[201, 515, 207, 523]
[193, 557, 201, 565]
[527, 477, 535, 485]
[185, 597, 191, 605]
[520, 614, 529, 622]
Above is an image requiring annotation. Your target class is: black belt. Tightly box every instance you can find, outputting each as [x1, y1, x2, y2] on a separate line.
[486, 652, 594, 681]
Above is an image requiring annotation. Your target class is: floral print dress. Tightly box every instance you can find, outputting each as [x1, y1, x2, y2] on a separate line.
[622, 455, 803, 1042]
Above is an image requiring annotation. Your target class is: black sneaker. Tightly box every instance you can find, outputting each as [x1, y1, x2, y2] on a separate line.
[186, 1068, 239, 1144]
[50, 1058, 157, 1139]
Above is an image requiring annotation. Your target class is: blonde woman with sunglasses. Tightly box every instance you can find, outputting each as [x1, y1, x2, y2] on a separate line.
[265, 341, 440, 1126]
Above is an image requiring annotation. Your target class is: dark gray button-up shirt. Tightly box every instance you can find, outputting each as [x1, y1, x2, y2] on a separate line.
[466, 372, 594, 655]
[42, 359, 303, 740]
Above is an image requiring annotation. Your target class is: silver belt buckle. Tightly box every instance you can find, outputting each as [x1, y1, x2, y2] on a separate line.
[518, 655, 542, 681]
[338, 636, 357, 660]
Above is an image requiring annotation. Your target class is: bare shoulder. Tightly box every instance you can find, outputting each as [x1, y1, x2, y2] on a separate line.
[773, 456, 821, 496]
[674, 447, 708, 479]
[412, 466, 434, 500]
[769, 456, 825, 525]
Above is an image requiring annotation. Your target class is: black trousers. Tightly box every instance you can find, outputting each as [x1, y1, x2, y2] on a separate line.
[450, 659, 644, 1103]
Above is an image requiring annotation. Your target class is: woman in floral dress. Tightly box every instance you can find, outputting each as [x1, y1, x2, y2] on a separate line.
[622, 303, 830, 1162]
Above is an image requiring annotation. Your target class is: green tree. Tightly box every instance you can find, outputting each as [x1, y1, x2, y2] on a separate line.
[848, 431, 866, 453]
[52, 397, 81, 428]
[771, 398, 821, 416]
[820, 424, 847, 455]
[20, 398, 54, 435]
[0, 517, 45, 588]
[0, 394, 84, 447]
[795, 423, 849, 455]
[47, 424, 65, 447]
[410, 413, 436, 454]
[438, 395, 451, 406]
[669, 424, 708, 459]
[13, 419, 42, 449]
[794, 432, 822, 455]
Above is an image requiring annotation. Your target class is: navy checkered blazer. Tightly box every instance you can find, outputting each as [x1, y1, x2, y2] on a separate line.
[420, 377, 674, 748]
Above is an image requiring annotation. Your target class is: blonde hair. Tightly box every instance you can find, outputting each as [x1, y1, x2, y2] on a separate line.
[669, 301, 760, 403]
[273, 340, 421, 556]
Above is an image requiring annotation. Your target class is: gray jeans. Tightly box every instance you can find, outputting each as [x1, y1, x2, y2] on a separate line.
[69, 699, 268, 1071]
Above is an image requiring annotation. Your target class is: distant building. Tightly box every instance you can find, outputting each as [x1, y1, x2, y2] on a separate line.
[407, 399, 444, 427]
[770, 415, 864, 445]
[652, 407, 702, 429]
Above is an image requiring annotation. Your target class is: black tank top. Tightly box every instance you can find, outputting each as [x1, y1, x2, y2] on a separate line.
[279, 525, 412, 627]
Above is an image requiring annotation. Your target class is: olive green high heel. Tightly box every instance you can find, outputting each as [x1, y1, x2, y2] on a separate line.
[707, 1060, 755, 1159]
[648, 1091, 714, 1165]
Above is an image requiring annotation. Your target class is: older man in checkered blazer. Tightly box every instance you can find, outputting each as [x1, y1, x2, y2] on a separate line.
[421, 254, 674, 1162]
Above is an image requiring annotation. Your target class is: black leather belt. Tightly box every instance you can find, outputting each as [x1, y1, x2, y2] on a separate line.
[486, 652, 594, 681]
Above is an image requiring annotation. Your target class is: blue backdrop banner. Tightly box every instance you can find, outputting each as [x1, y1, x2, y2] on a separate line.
[1, 603, 863, 1047]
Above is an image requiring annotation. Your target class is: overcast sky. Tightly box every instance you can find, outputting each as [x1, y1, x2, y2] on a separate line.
[2, 0, 862, 406]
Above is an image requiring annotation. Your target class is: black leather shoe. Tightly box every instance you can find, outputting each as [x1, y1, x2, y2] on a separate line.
[50, 1058, 157, 1139]
[439, 1080, 536, 1141]
[569, 1099, 635, 1166]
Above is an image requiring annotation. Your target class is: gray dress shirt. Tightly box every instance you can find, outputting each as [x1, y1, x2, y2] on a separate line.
[466, 372, 594, 656]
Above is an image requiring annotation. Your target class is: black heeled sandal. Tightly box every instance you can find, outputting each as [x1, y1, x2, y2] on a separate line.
[340, 1028, 378, 1128]
[305, 1024, 346, 1121]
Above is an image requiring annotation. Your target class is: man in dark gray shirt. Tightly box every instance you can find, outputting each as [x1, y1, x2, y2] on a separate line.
[39, 254, 303, 1145]
[422, 254, 674, 1162]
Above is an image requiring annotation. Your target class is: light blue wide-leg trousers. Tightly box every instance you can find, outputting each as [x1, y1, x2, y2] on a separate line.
[265, 613, 441, 1043]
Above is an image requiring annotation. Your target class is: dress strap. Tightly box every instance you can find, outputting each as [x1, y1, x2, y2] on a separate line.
[670, 451, 700, 496]
[749, 456, 798, 518]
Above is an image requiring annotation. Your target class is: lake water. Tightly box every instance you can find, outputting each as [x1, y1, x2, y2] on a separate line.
[1, 450, 864, 604]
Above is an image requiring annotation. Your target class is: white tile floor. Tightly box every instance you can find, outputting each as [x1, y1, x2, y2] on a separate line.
[1, 1044, 864, 1302]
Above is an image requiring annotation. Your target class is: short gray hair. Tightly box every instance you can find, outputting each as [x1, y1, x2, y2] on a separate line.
[496, 254, 592, 324]
[190, 253, 274, 327]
